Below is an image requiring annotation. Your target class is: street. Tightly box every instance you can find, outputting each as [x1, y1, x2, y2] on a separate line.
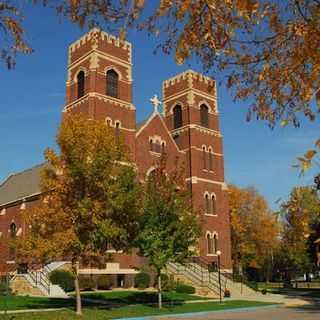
[163, 301, 320, 320]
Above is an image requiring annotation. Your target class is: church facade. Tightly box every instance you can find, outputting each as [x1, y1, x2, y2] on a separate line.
[0, 29, 232, 278]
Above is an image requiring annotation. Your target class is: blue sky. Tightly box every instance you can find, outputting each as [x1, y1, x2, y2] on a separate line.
[0, 4, 319, 210]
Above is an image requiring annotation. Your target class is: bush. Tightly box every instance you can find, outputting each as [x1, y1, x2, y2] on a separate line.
[0, 277, 11, 295]
[97, 275, 113, 290]
[175, 283, 196, 294]
[134, 272, 150, 289]
[49, 270, 75, 292]
[79, 276, 96, 291]
[161, 274, 176, 292]
[224, 289, 231, 298]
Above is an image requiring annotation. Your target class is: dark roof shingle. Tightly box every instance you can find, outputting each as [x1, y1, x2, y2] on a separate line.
[0, 163, 45, 206]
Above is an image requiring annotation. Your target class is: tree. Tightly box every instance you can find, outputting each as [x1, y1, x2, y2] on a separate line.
[16, 114, 141, 315]
[136, 158, 200, 309]
[280, 186, 320, 279]
[228, 185, 280, 281]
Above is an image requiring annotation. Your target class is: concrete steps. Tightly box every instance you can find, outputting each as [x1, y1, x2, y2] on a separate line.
[167, 261, 257, 299]
[10, 261, 69, 297]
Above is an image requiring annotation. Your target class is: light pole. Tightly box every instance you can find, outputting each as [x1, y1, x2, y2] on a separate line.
[217, 250, 222, 303]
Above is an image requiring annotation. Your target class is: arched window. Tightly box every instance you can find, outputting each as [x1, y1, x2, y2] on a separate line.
[173, 105, 183, 129]
[10, 222, 17, 238]
[77, 71, 85, 99]
[208, 149, 213, 171]
[200, 104, 209, 127]
[150, 139, 153, 151]
[106, 70, 119, 98]
[205, 194, 210, 213]
[211, 195, 216, 215]
[147, 169, 157, 180]
[202, 147, 207, 170]
[207, 233, 213, 255]
[213, 234, 218, 253]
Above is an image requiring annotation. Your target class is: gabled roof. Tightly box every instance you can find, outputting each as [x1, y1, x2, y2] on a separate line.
[136, 111, 185, 154]
[0, 163, 45, 207]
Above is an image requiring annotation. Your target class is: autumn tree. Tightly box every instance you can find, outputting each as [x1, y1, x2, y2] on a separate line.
[136, 158, 201, 309]
[228, 184, 280, 281]
[280, 186, 320, 279]
[16, 114, 141, 315]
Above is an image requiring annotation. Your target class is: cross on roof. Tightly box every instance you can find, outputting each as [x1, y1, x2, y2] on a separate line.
[150, 94, 162, 114]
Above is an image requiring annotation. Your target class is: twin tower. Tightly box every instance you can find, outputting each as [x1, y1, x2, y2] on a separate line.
[63, 29, 231, 269]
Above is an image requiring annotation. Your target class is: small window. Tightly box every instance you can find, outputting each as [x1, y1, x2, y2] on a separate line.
[211, 195, 216, 214]
[213, 234, 218, 254]
[10, 222, 17, 238]
[150, 139, 153, 151]
[106, 70, 119, 98]
[77, 71, 85, 99]
[207, 234, 213, 255]
[115, 122, 120, 144]
[106, 118, 111, 127]
[208, 150, 213, 171]
[202, 147, 207, 170]
[173, 105, 183, 129]
[200, 104, 209, 127]
[205, 194, 210, 214]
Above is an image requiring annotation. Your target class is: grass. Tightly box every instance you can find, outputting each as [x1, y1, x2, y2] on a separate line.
[266, 287, 320, 298]
[0, 291, 208, 311]
[0, 300, 275, 320]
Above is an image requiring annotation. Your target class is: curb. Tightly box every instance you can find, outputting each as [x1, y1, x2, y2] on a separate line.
[112, 304, 282, 320]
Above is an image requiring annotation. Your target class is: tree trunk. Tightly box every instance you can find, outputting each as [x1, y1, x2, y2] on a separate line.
[157, 271, 162, 309]
[72, 259, 82, 315]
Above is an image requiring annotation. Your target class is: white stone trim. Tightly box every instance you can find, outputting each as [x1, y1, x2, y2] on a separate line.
[0, 193, 41, 209]
[146, 166, 157, 178]
[163, 69, 215, 88]
[69, 28, 131, 56]
[180, 146, 223, 156]
[63, 92, 135, 112]
[170, 124, 222, 137]
[186, 177, 226, 187]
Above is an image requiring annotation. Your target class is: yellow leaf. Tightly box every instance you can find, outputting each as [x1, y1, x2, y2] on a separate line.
[304, 150, 317, 160]
[280, 119, 289, 127]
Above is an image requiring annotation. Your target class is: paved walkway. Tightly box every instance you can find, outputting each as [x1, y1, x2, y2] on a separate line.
[157, 304, 320, 320]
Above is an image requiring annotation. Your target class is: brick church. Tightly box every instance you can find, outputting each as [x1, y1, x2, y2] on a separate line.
[0, 29, 232, 281]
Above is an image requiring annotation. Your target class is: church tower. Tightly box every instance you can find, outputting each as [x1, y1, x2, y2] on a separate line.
[63, 28, 136, 158]
[163, 71, 232, 269]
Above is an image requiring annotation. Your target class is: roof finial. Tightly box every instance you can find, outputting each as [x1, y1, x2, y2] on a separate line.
[150, 94, 162, 114]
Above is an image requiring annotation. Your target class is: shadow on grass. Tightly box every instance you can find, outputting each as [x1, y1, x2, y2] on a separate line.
[81, 291, 187, 305]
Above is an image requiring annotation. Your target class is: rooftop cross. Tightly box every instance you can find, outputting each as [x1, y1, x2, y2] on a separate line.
[150, 94, 162, 114]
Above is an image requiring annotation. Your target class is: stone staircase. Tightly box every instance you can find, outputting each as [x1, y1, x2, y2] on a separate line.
[11, 261, 69, 297]
[167, 259, 258, 299]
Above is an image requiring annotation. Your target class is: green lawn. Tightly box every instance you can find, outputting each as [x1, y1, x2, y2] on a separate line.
[1, 300, 275, 320]
[0, 291, 208, 311]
